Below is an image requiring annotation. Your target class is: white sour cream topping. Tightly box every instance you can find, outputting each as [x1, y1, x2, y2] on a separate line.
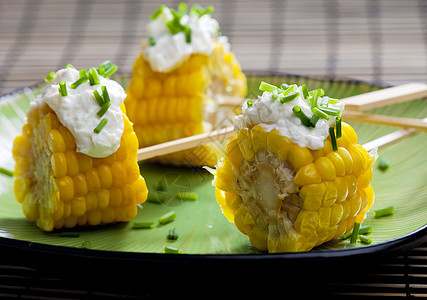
[142, 8, 220, 73]
[234, 85, 345, 150]
[36, 67, 126, 158]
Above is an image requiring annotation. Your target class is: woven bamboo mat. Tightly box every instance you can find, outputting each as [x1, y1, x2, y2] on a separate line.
[0, 0, 426, 298]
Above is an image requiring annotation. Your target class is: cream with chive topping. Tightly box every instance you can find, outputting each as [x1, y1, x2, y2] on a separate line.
[36, 65, 126, 158]
[142, 4, 225, 73]
[234, 82, 345, 150]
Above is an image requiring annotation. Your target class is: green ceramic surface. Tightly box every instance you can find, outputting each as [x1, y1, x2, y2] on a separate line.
[0, 75, 425, 254]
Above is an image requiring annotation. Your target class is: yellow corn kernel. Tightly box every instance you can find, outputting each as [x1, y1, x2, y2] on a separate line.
[299, 183, 326, 211]
[214, 160, 236, 192]
[314, 156, 336, 181]
[56, 176, 74, 202]
[294, 163, 322, 186]
[64, 150, 79, 177]
[237, 128, 254, 161]
[248, 225, 268, 252]
[334, 176, 349, 202]
[97, 164, 113, 189]
[226, 138, 244, 169]
[323, 181, 338, 207]
[51, 152, 67, 178]
[71, 196, 86, 217]
[251, 126, 268, 153]
[326, 152, 346, 177]
[330, 203, 343, 225]
[266, 129, 292, 161]
[288, 144, 313, 171]
[85, 169, 101, 192]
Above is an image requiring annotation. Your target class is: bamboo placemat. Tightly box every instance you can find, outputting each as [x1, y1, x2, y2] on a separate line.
[0, 0, 426, 298]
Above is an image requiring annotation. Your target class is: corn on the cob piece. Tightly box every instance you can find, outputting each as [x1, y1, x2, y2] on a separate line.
[214, 115, 375, 253]
[12, 102, 148, 231]
[125, 5, 246, 167]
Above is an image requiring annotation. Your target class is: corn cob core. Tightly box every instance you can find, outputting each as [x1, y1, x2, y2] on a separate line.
[12, 102, 148, 231]
[214, 123, 375, 252]
[125, 42, 246, 167]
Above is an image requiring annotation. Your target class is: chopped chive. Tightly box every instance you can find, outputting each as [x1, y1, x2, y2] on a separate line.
[312, 107, 329, 120]
[97, 101, 111, 117]
[175, 192, 198, 201]
[329, 127, 338, 151]
[101, 86, 110, 103]
[58, 81, 67, 96]
[65, 63, 75, 69]
[350, 222, 360, 244]
[319, 107, 341, 116]
[88, 67, 100, 86]
[259, 81, 278, 93]
[71, 76, 88, 89]
[184, 27, 192, 43]
[338, 230, 353, 240]
[310, 89, 321, 110]
[103, 64, 118, 78]
[292, 106, 314, 127]
[45, 72, 56, 82]
[336, 117, 342, 138]
[282, 84, 298, 96]
[309, 88, 325, 97]
[93, 90, 104, 106]
[167, 228, 179, 240]
[132, 221, 155, 229]
[81, 241, 92, 249]
[0, 167, 14, 177]
[150, 4, 166, 20]
[79, 69, 87, 77]
[156, 178, 168, 191]
[178, 2, 188, 14]
[146, 192, 165, 203]
[60, 232, 80, 238]
[328, 98, 339, 104]
[374, 206, 394, 218]
[99, 60, 112, 71]
[310, 114, 319, 127]
[281, 83, 290, 90]
[280, 92, 299, 103]
[246, 100, 253, 107]
[272, 94, 278, 100]
[164, 246, 182, 254]
[359, 225, 372, 235]
[377, 156, 390, 171]
[301, 84, 309, 99]
[159, 211, 176, 225]
[359, 235, 372, 244]
[149, 36, 156, 46]
[93, 118, 108, 134]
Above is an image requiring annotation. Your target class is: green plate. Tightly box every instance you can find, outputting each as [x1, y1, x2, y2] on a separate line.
[0, 74, 426, 258]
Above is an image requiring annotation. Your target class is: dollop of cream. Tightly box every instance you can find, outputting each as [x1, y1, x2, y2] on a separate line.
[142, 7, 221, 73]
[234, 85, 344, 150]
[36, 67, 126, 158]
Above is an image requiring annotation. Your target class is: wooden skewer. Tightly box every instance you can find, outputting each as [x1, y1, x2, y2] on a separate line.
[341, 111, 427, 132]
[339, 82, 427, 111]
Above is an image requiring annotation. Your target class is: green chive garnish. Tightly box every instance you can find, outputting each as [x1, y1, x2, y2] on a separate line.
[94, 118, 108, 134]
[149, 36, 156, 46]
[377, 156, 390, 171]
[280, 92, 299, 103]
[88, 67, 100, 86]
[159, 211, 176, 225]
[150, 4, 166, 20]
[164, 246, 182, 254]
[185, 27, 192, 43]
[97, 101, 111, 118]
[81, 241, 92, 249]
[132, 221, 155, 229]
[0, 167, 14, 177]
[359, 235, 372, 244]
[374, 206, 394, 218]
[247, 100, 253, 107]
[292, 106, 314, 127]
[312, 107, 329, 120]
[79, 69, 87, 77]
[60, 232, 80, 238]
[310, 89, 321, 110]
[65, 63, 75, 69]
[175, 192, 198, 201]
[71, 76, 88, 89]
[309, 88, 325, 97]
[319, 107, 341, 117]
[336, 117, 342, 138]
[93, 90, 104, 106]
[281, 83, 290, 90]
[338, 231, 353, 240]
[178, 2, 188, 14]
[146, 192, 166, 203]
[301, 84, 309, 99]
[101, 86, 110, 103]
[350, 222, 360, 244]
[167, 228, 179, 240]
[259, 81, 278, 93]
[58, 81, 67, 96]
[103, 64, 118, 78]
[310, 114, 319, 127]
[359, 225, 372, 235]
[329, 127, 338, 151]
[45, 72, 56, 82]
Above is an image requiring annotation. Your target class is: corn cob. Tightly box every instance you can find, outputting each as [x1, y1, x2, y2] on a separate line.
[125, 4, 246, 167]
[213, 83, 376, 253]
[12, 67, 148, 231]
